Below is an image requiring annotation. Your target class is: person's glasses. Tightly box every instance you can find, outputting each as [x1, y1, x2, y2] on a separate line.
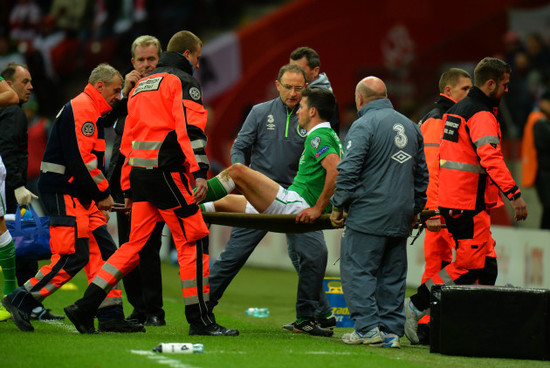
[281, 84, 304, 92]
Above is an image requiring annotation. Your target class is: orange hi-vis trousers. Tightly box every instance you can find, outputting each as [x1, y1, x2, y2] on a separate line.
[24, 193, 121, 308]
[92, 202, 209, 299]
[425, 209, 496, 290]
[88, 168, 211, 324]
[412, 208, 498, 312]
[421, 226, 454, 284]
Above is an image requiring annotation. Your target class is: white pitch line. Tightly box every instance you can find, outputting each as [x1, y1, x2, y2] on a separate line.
[304, 351, 354, 355]
[41, 319, 77, 332]
[130, 350, 201, 368]
[208, 350, 353, 355]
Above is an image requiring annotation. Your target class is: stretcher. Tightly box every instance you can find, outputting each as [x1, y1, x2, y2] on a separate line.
[201, 212, 338, 233]
[112, 204, 437, 235]
[201, 209, 438, 234]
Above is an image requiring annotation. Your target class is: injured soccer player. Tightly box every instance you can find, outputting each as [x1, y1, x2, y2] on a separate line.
[201, 87, 343, 225]
[204, 87, 343, 337]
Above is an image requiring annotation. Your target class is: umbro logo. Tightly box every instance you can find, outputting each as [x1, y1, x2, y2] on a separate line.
[391, 150, 411, 164]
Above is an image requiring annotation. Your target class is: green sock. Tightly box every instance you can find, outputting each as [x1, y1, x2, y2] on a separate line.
[202, 177, 229, 203]
[0, 240, 17, 295]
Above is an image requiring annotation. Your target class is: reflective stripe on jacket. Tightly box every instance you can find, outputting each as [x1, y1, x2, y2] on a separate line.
[38, 84, 111, 202]
[439, 87, 520, 211]
[120, 52, 207, 192]
[419, 94, 456, 212]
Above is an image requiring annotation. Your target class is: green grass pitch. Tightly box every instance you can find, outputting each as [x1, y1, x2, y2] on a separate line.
[0, 263, 546, 368]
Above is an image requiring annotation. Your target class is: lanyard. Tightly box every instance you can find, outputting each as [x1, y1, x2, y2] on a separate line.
[285, 107, 295, 138]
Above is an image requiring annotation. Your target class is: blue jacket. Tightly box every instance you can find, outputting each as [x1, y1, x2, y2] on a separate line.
[231, 97, 307, 188]
[331, 98, 428, 237]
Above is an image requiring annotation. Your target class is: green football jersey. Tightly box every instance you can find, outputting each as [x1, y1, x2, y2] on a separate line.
[288, 125, 343, 213]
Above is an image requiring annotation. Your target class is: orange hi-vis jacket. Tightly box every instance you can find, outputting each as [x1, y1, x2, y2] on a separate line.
[38, 84, 111, 203]
[439, 87, 520, 211]
[521, 110, 545, 188]
[419, 94, 456, 213]
[120, 52, 209, 193]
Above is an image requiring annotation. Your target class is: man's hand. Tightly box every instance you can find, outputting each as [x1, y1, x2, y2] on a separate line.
[296, 207, 322, 224]
[330, 209, 345, 228]
[410, 214, 418, 233]
[97, 195, 114, 211]
[124, 198, 133, 218]
[14, 186, 38, 206]
[426, 217, 441, 232]
[122, 70, 141, 97]
[102, 210, 110, 222]
[511, 197, 528, 221]
[193, 178, 207, 204]
[124, 198, 133, 210]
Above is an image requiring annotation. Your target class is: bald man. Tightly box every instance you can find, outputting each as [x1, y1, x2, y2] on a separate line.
[330, 77, 428, 348]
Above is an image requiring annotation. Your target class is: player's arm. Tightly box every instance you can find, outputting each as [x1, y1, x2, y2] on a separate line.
[296, 153, 340, 224]
[0, 79, 18, 107]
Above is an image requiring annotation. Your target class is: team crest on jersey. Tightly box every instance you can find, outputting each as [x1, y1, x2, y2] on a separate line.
[298, 127, 308, 137]
[189, 87, 201, 101]
[347, 140, 352, 150]
[266, 114, 275, 130]
[311, 136, 321, 149]
[82, 122, 95, 136]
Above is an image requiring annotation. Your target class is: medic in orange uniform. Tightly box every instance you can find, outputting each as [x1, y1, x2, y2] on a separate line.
[405, 57, 528, 345]
[64, 31, 238, 336]
[2, 64, 143, 333]
[419, 68, 472, 285]
[415, 68, 472, 344]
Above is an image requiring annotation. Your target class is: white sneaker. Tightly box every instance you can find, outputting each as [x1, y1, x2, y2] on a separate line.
[378, 332, 401, 348]
[404, 297, 427, 344]
[342, 327, 383, 345]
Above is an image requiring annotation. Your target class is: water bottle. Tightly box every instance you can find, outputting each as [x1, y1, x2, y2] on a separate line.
[244, 307, 269, 318]
[152, 343, 204, 354]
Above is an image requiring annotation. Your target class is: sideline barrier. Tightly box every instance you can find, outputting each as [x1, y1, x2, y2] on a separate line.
[209, 225, 550, 289]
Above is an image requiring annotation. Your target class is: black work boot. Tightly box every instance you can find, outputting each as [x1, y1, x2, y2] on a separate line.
[189, 322, 239, 336]
[64, 304, 96, 334]
[2, 295, 33, 332]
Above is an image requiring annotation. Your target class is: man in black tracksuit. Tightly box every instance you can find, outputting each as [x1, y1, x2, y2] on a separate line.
[0, 62, 64, 321]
